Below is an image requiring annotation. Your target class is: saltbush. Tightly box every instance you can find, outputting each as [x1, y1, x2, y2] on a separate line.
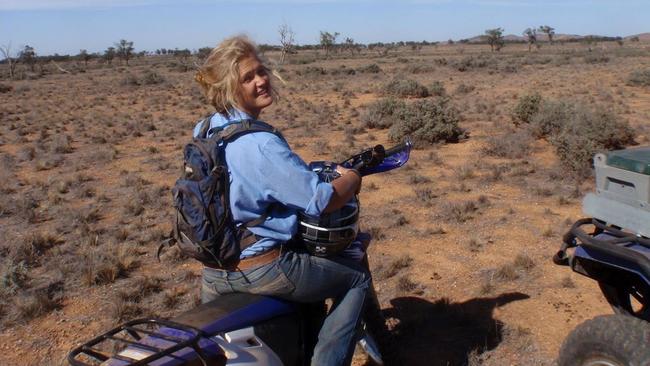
[550, 104, 635, 180]
[529, 100, 573, 138]
[511, 93, 543, 126]
[388, 98, 465, 147]
[381, 78, 429, 98]
[121, 73, 140, 86]
[0, 83, 12, 93]
[360, 98, 406, 129]
[357, 64, 382, 73]
[482, 129, 534, 159]
[428, 81, 446, 97]
[142, 70, 165, 85]
[583, 53, 610, 64]
[627, 69, 650, 87]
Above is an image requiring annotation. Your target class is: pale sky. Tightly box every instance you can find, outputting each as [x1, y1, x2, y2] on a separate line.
[1, 0, 648, 56]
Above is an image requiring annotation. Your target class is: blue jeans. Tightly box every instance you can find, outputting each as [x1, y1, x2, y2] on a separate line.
[201, 249, 370, 366]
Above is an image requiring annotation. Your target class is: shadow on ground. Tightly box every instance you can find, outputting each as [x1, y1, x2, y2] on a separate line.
[379, 292, 530, 366]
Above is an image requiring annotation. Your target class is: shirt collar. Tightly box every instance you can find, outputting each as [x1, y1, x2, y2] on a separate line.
[225, 108, 253, 122]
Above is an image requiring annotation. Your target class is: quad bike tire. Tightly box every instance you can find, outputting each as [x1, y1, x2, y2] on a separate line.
[558, 314, 650, 366]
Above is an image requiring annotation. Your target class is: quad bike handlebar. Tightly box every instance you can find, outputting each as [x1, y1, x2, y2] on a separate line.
[338, 139, 412, 176]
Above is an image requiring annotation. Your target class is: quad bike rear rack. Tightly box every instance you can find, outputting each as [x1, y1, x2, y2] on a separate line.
[554, 218, 650, 279]
[68, 318, 225, 366]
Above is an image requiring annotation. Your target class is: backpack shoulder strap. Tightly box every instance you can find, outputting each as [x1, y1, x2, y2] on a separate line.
[216, 119, 285, 143]
[197, 113, 217, 138]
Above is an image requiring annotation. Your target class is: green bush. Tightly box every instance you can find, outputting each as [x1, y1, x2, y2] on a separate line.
[550, 104, 635, 180]
[121, 73, 140, 86]
[583, 53, 610, 64]
[454, 83, 475, 95]
[142, 70, 165, 85]
[482, 129, 534, 159]
[428, 81, 446, 97]
[357, 64, 382, 73]
[627, 69, 650, 87]
[529, 100, 573, 138]
[511, 93, 543, 126]
[381, 78, 429, 98]
[0, 83, 12, 93]
[360, 98, 406, 129]
[388, 98, 465, 147]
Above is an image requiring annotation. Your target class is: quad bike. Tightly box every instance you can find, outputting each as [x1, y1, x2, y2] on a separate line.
[67, 140, 412, 366]
[554, 148, 650, 366]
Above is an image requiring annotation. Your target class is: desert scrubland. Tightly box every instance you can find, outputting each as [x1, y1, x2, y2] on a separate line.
[1, 38, 650, 365]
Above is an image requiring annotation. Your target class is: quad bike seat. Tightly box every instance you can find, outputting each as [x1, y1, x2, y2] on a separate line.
[172, 292, 296, 335]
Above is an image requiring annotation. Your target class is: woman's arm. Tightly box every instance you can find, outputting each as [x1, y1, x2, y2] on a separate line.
[323, 167, 361, 213]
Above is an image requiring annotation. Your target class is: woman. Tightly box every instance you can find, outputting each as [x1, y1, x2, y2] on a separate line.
[193, 35, 368, 366]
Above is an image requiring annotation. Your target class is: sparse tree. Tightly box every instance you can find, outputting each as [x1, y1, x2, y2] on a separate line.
[485, 28, 505, 52]
[539, 25, 555, 44]
[343, 37, 358, 55]
[19, 45, 36, 72]
[115, 39, 134, 65]
[104, 46, 116, 65]
[616, 39, 624, 47]
[78, 49, 91, 67]
[0, 43, 17, 79]
[319, 31, 339, 56]
[523, 28, 538, 52]
[196, 47, 212, 60]
[278, 22, 295, 64]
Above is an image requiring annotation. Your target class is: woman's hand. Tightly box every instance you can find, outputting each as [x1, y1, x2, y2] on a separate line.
[335, 166, 361, 179]
[324, 165, 362, 213]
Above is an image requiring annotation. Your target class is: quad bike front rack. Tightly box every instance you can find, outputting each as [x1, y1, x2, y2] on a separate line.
[68, 318, 225, 366]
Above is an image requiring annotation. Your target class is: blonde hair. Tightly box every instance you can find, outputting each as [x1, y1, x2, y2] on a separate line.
[195, 35, 277, 114]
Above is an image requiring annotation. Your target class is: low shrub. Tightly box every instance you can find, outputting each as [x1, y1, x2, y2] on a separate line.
[387, 98, 465, 147]
[550, 104, 635, 180]
[454, 83, 475, 95]
[529, 100, 573, 138]
[121, 73, 140, 86]
[82, 245, 139, 286]
[357, 64, 382, 73]
[428, 81, 446, 97]
[404, 64, 434, 74]
[511, 93, 542, 126]
[583, 53, 610, 64]
[360, 98, 407, 129]
[0, 83, 12, 93]
[142, 70, 165, 85]
[8, 285, 63, 324]
[1, 259, 28, 296]
[482, 129, 534, 159]
[627, 69, 650, 87]
[381, 78, 429, 98]
[451, 55, 498, 72]
[296, 66, 326, 76]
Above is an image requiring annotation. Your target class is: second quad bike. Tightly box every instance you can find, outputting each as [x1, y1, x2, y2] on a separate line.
[554, 147, 650, 366]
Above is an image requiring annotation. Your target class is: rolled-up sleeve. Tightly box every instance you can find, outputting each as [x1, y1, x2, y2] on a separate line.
[257, 135, 333, 217]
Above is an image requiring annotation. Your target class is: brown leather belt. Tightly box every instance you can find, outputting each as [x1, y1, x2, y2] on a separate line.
[204, 247, 281, 271]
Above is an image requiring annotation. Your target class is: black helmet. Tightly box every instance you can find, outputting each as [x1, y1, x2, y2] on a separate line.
[298, 162, 359, 257]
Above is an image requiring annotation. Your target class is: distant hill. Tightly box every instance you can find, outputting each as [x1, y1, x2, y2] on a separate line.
[625, 32, 650, 41]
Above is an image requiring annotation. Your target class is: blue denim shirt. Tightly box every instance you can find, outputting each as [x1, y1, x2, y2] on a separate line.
[193, 109, 334, 258]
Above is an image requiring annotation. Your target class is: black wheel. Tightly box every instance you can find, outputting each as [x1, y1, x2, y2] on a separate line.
[558, 314, 650, 366]
[599, 282, 650, 321]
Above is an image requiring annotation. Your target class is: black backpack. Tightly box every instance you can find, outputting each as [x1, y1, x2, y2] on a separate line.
[165, 115, 283, 267]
